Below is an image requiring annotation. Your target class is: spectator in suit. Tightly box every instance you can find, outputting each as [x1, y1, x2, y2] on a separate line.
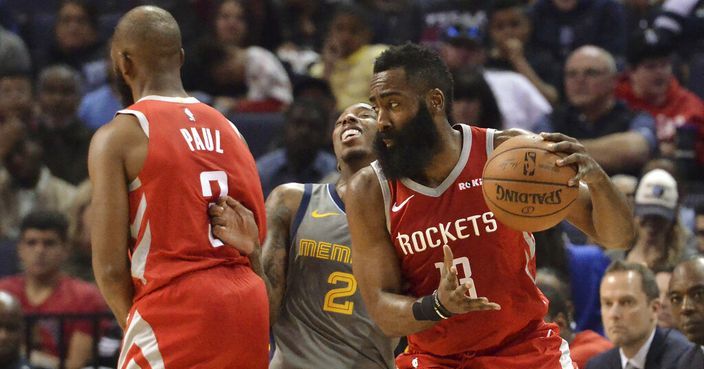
[586, 260, 693, 369]
[669, 256, 704, 368]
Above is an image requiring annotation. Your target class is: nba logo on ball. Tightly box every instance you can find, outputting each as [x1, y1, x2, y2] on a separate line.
[523, 152, 536, 176]
[482, 135, 579, 232]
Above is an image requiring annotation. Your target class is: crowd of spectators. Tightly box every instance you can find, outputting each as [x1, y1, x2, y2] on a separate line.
[0, 0, 702, 368]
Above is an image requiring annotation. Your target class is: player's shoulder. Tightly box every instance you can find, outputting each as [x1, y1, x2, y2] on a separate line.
[91, 114, 144, 149]
[268, 182, 306, 212]
[347, 165, 383, 205]
[349, 166, 378, 191]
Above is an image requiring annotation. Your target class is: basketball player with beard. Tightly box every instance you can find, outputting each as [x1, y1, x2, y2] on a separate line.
[256, 103, 395, 368]
[89, 6, 268, 369]
[345, 43, 635, 369]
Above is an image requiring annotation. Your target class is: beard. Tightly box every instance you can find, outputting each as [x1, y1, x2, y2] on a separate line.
[113, 68, 135, 107]
[374, 101, 440, 180]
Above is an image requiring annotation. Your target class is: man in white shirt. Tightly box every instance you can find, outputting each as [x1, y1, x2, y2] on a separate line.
[669, 256, 704, 368]
[586, 260, 693, 369]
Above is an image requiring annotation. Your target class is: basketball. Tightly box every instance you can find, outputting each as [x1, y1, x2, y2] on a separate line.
[482, 134, 579, 232]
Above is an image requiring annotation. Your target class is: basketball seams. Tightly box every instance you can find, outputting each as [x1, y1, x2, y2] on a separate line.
[482, 178, 573, 187]
[483, 195, 579, 219]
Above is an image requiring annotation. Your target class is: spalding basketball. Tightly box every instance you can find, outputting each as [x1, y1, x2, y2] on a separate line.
[482, 134, 579, 232]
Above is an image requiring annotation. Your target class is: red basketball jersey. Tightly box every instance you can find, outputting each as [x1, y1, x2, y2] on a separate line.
[372, 125, 548, 355]
[120, 96, 266, 302]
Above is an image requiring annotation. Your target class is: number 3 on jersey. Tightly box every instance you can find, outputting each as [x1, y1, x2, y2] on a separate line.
[434, 257, 478, 298]
[323, 272, 357, 315]
[200, 170, 228, 248]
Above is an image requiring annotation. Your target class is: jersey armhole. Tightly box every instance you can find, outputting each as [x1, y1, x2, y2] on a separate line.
[370, 161, 392, 232]
[290, 183, 313, 236]
[486, 128, 496, 156]
[117, 109, 150, 138]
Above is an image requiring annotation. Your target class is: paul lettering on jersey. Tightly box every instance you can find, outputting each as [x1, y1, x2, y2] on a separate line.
[179, 127, 224, 154]
[395, 211, 498, 255]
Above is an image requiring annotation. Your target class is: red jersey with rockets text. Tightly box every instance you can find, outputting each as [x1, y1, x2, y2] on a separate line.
[371, 125, 548, 355]
[120, 96, 266, 302]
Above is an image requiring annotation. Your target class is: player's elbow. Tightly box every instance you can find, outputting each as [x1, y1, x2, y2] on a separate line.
[598, 221, 636, 249]
[93, 261, 131, 285]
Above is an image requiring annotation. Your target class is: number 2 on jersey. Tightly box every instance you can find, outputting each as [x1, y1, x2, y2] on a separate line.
[323, 272, 357, 315]
[434, 257, 478, 298]
[200, 170, 229, 248]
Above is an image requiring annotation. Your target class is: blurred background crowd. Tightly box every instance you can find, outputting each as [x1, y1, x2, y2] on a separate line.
[0, 0, 702, 368]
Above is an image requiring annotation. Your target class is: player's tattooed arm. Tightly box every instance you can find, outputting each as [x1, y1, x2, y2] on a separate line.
[262, 183, 304, 325]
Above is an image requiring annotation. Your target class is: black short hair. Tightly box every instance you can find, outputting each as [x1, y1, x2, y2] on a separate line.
[627, 28, 674, 67]
[373, 43, 454, 116]
[285, 97, 330, 128]
[20, 211, 69, 242]
[452, 66, 502, 129]
[604, 260, 660, 301]
[331, 3, 373, 33]
[293, 76, 334, 100]
[538, 281, 571, 321]
[490, 0, 530, 18]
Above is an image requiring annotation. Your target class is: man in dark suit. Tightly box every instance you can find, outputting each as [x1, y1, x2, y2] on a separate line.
[669, 256, 704, 369]
[586, 261, 693, 369]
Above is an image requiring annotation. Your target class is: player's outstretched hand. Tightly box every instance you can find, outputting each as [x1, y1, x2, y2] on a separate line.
[208, 196, 259, 255]
[540, 132, 608, 187]
[437, 245, 501, 314]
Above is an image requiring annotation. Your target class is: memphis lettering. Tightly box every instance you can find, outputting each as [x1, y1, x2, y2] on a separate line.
[396, 212, 497, 255]
[495, 185, 562, 205]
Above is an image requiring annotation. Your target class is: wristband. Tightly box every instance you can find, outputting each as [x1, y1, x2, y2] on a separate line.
[412, 293, 441, 321]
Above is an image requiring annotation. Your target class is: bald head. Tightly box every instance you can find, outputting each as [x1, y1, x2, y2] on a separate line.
[564, 45, 617, 110]
[112, 6, 183, 72]
[669, 257, 704, 344]
[567, 46, 616, 74]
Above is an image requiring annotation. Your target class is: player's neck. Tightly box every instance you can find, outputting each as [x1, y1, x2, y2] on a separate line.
[131, 75, 188, 101]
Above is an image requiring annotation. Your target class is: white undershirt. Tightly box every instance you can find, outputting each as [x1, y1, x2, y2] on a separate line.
[619, 328, 656, 369]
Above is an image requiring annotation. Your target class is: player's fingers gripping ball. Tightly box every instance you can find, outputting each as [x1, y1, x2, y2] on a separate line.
[482, 134, 579, 232]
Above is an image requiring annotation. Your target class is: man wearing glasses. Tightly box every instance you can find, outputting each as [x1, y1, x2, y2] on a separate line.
[535, 45, 657, 176]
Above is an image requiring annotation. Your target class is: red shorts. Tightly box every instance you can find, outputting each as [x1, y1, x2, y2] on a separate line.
[117, 265, 269, 369]
[396, 322, 575, 369]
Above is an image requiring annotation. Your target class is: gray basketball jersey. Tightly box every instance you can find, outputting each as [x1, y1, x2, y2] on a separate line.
[270, 183, 395, 369]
